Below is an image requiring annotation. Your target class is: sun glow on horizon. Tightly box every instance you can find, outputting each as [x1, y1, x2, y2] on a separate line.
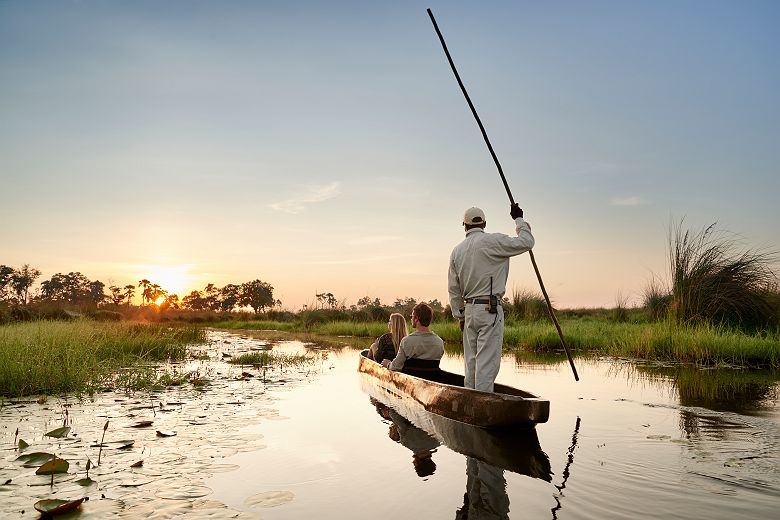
[137, 264, 195, 297]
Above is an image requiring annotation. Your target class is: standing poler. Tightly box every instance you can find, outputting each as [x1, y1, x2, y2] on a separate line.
[448, 204, 535, 392]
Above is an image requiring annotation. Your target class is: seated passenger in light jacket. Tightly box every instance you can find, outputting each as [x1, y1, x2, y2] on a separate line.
[382, 303, 444, 377]
[369, 312, 408, 364]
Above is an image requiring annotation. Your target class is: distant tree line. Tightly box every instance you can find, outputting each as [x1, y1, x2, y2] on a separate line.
[0, 264, 278, 314]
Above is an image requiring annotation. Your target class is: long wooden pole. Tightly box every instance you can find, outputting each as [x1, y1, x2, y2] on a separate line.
[427, 8, 579, 381]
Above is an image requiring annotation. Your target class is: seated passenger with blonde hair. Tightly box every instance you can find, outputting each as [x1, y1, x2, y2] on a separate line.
[382, 303, 444, 378]
[369, 312, 408, 364]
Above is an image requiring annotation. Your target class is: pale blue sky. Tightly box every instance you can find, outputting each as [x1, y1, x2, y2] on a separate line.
[1, 0, 778, 308]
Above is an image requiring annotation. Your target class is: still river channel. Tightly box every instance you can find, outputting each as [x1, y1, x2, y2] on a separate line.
[1, 329, 778, 519]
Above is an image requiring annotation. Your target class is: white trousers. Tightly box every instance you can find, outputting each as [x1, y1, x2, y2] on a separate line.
[463, 303, 504, 392]
[464, 456, 510, 519]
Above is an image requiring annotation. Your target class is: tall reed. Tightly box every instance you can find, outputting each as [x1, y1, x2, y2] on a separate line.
[668, 220, 778, 330]
[0, 321, 203, 397]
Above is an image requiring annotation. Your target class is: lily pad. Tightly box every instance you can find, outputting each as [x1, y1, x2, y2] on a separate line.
[131, 420, 154, 428]
[130, 460, 144, 467]
[34, 497, 85, 515]
[75, 477, 96, 486]
[18, 439, 29, 451]
[90, 439, 135, 449]
[16, 452, 55, 467]
[36, 457, 69, 475]
[45, 426, 71, 438]
[156, 430, 177, 438]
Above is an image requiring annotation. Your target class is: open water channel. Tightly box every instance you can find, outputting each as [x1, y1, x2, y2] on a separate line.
[1, 329, 778, 519]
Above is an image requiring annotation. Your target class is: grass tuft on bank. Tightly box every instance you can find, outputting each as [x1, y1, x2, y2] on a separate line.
[0, 320, 204, 397]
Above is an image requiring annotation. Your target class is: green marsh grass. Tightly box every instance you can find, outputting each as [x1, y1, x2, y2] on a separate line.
[221, 319, 779, 369]
[210, 320, 299, 332]
[228, 351, 313, 367]
[0, 320, 204, 397]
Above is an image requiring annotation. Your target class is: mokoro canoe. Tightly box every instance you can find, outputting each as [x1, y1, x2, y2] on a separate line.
[358, 349, 549, 428]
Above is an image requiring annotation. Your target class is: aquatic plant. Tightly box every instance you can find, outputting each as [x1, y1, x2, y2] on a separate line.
[228, 351, 313, 368]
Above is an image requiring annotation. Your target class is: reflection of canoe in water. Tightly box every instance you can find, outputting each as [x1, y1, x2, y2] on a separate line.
[363, 379, 552, 481]
[358, 349, 549, 428]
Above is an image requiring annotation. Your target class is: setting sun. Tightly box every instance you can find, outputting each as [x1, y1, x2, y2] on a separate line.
[138, 264, 194, 297]
[154, 295, 166, 305]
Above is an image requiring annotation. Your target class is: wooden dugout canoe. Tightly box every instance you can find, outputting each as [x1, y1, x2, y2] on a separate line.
[358, 350, 549, 428]
[364, 391, 552, 480]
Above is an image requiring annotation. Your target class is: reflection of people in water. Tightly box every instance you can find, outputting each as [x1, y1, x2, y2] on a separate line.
[455, 457, 510, 520]
[372, 398, 440, 478]
[388, 409, 440, 478]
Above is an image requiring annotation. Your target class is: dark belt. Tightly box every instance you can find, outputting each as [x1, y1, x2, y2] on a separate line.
[465, 298, 501, 305]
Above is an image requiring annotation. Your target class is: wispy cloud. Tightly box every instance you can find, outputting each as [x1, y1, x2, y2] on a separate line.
[269, 182, 341, 214]
[610, 196, 649, 206]
[347, 235, 402, 246]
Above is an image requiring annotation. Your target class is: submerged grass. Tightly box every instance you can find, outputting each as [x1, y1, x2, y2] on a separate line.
[0, 320, 204, 397]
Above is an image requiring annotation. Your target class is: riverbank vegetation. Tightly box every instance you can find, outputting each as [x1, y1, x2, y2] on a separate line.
[1, 220, 778, 379]
[0, 321, 204, 397]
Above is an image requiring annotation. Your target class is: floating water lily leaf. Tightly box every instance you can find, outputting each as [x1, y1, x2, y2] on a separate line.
[115, 440, 135, 449]
[18, 439, 29, 450]
[34, 497, 85, 515]
[36, 457, 69, 475]
[156, 430, 176, 437]
[131, 420, 153, 428]
[16, 452, 55, 467]
[75, 477, 95, 486]
[130, 460, 144, 467]
[45, 426, 71, 438]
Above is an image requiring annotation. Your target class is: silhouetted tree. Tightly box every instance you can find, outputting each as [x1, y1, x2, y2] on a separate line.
[159, 294, 179, 311]
[356, 296, 382, 308]
[392, 297, 417, 317]
[137, 279, 151, 305]
[241, 280, 275, 313]
[203, 283, 221, 311]
[123, 285, 135, 306]
[88, 280, 107, 306]
[108, 285, 125, 306]
[220, 284, 242, 312]
[10, 264, 41, 304]
[316, 292, 338, 309]
[182, 290, 207, 310]
[0, 265, 15, 301]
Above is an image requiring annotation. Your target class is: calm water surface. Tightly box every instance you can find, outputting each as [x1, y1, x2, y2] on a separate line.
[1, 330, 778, 519]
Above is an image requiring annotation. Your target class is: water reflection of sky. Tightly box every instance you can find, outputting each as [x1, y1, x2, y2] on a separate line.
[1, 330, 777, 519]
[208, 332, 780, 519]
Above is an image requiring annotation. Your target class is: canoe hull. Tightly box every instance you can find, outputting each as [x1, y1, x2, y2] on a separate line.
[358, 350, 549, 427]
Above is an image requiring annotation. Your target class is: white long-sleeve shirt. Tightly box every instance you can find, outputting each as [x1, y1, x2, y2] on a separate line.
[448, 218, 535, 319]
[388, 331, 445, 372]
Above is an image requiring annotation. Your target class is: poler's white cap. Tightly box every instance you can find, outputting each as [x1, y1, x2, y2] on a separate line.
[463, 207, 485, 225]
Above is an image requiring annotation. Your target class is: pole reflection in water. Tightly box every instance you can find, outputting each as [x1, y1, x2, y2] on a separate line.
[551, 416, 581, 520]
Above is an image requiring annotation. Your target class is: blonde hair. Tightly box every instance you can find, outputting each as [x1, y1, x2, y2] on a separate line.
[389, 312, 408, 352]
